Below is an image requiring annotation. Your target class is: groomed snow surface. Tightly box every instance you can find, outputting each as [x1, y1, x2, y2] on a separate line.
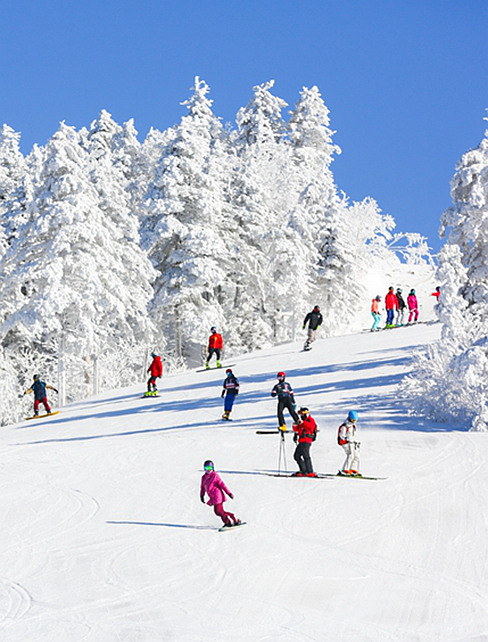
[3, 322, 488, 641]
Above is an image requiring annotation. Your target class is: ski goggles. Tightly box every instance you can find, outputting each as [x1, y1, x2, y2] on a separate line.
[204, 465, 214, 472]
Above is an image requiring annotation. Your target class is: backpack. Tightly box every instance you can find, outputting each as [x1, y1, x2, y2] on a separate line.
[337, 424, 347, 446]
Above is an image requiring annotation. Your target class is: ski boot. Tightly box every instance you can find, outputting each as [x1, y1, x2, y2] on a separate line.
[216, 360, 222, 368]
[307, 472, 318, 478]
[205, 362, 210, 370]
[222, 411, 231, 420]
[292, 471, 305, 477]
[278, 424, 287, 432]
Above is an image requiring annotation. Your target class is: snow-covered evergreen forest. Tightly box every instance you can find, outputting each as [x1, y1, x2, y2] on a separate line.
[0, 77, 432, 425]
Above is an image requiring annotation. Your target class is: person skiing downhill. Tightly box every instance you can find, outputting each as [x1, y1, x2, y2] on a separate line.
[206, 327, 223, 369]
[385, 287, 398, 328]
[200, 460, 240, 528]
[271, 372, 301, 431]
[407, 289, 419, 324]
[221, 368, 239, 420]
[24, 374, 58, 417]
[302, 305, 323, 351]
[146, 352, 163, 395]
[371, 295, 381, 331]
[292, 407, 318, 477]
[337, 410, 361, 476]
[395, 288, 406, 326]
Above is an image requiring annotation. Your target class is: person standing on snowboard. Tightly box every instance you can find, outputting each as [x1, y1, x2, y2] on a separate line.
[271, 372, 301, 431]
[200, 460, 241, 528]
[24, 374, 57, 417]
[302, 305, 323, 350]
[206, 327, 223, 369]
[292, 407, 318, 477]
[221, 368, 239, 420]
[146, 352, 163, 395]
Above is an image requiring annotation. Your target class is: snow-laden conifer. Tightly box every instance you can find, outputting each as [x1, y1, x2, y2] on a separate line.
[0, 124, 30, 247]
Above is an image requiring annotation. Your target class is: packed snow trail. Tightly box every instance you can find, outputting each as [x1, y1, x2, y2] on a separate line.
[2, 323, 488, 641]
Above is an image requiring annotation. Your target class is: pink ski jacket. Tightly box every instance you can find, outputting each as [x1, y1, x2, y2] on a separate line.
[407, 294, 418, 310]
[200, 471, 233, 506]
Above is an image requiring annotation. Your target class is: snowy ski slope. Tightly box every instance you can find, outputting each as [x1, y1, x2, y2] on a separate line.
[2, 322, 488, 641]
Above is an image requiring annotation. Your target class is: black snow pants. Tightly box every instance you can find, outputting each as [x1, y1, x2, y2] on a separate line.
[277, 397, 299, 426]
[294, 442, 313, 474]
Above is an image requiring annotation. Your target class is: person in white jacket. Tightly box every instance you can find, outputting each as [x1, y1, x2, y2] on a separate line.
[337, 410, 360, 476]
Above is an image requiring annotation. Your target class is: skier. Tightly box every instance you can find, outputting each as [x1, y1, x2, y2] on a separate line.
[431, 286, 441, 301]
[292, 407, 318, 477]
[271, 372, 301, 431]
[24, 374, 58, 417]
[200, 460, 241, 528]
[146, 352, 163, 396]
[302, 305, 323, 351]
[370, 295, 381, 331]
[407, 289, 419, 324]
[221, 368, 239, 420]
[337, 410, 361, 476]
[385, 287, 398, 328]
[395, 288, 406, 326]
[206, 327, 223, 369]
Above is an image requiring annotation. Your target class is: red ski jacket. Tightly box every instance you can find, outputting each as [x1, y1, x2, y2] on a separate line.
[148, 356, 163, 377]
[208, 332, 223, 350]
[385, 291, 398, 311]
[293, 415, 318, 444]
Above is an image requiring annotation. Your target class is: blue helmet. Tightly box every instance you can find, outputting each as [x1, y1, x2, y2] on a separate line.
[348, 410, 358, 422]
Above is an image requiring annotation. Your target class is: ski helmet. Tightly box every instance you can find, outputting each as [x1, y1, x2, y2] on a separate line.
[410, 289, 415, 295]
[313, 305, 320, 311]
[396, 288, 402, 294]
[277, 371, 286, 380]
[298, 407, 310, 416]
[151, 352, 157, 359]
[226, 368, 233, 375]
[33, 374, 40, 381]
[210, 326, 217, 333]
[375, 295, 381, 301]
[348, 410, 358, 422]
[203, 460, 214, 471]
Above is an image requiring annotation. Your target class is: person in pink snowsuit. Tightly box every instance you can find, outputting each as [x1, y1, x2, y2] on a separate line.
[200, 460, 240, 528]
[407, 289, 419, 323]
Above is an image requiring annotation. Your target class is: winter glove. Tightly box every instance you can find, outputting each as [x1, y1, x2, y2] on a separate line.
[53, 388, 58, 394]
[221, 390, 225, 398]
[293, 433, 298, 444]
[200, 496, 205, 503]
[302, 325, 305, 330]
[229, 493, 234, 500]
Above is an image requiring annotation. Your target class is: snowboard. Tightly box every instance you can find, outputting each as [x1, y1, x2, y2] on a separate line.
[218, 521, 246, 532]
[25, 410, 60, 421]
[142, 392, 160, 398]
[196, 364, 235, 373]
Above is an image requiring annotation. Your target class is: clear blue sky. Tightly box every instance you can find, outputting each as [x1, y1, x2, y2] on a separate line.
[1, 0, 487, 252]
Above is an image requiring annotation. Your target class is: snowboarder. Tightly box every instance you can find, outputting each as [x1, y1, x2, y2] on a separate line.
[200, 460, 240, 528]
[24, 374, 58, 417]
[292, 407, 318, 477]
[271, 372, 301, 431]
[431, 286, 441, 301]
[221, 368, 239, 420]
[385, 287, 398, 328]
[302, 305, 323, 350]
[407, 289, 419, 323]
[206, 327, 223, 369]
[370, 295, 381, 331]
[146, 352, 163, 395]
[337, 410, 361, 476]
[395, 288, 406, 326]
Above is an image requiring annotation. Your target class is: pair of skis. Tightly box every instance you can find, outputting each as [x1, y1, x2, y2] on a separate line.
[267, 471, 386, 480]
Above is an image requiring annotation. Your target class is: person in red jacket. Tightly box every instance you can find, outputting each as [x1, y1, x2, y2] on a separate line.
[292, 407, 318, 477]
[146, 352, 163, 395]
[385, 287, 398, 328]
[206, 327, 223, 369]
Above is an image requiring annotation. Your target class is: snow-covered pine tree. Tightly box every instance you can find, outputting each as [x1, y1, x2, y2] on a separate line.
[0, 124, 30, 247]
[232, 80, 299, 346]
[0, 121, 155, 402]
[402, 115, 488, 431]
[141, 77, 233, 365]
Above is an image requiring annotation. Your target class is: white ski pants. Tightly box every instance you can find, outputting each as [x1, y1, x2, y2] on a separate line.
[342, 441, 360, 472]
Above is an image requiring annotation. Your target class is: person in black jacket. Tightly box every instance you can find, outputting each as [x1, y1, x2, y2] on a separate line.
[303, 305, 323, 351]
[24, 374, 58, 416]
[221, 369, 239, 420]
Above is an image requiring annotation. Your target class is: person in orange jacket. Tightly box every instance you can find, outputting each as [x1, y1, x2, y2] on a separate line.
[206, 327, 223, 369]
[292, 407, 318, 477]
[146, 352, 163, 395]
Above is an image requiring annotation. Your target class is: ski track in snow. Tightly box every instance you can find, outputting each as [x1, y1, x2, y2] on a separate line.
[3, 320, 488, 640]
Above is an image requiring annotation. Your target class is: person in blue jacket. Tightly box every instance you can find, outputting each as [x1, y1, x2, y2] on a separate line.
[24, 374, 58, 416]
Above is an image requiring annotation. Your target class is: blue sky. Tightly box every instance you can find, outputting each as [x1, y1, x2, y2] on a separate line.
[1, 0, 487, 252]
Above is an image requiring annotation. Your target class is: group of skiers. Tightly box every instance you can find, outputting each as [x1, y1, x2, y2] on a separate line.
[371, 286, 421, 331]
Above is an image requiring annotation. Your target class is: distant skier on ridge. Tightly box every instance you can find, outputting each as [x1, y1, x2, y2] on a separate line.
[146, 352, 163, 396]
